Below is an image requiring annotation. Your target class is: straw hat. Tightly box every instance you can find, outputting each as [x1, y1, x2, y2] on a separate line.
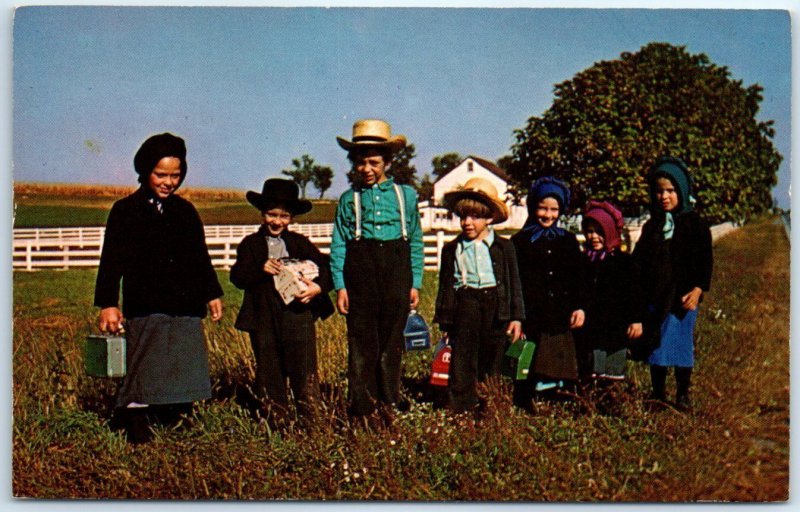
[443, 177, 509, 224]
[336, 119, 407, 153]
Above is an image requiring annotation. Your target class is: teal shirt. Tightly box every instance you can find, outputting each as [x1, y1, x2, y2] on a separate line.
[330, 178, 424, 290]
[454, 228, 497, 289]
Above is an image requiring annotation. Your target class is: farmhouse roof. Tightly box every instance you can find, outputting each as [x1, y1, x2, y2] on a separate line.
[434, 155, 510, 184]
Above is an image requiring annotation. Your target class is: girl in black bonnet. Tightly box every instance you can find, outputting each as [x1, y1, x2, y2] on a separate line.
[95, 132, 224, 443]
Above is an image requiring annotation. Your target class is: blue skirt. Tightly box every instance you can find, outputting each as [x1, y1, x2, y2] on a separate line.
[648, 308, 698, 367]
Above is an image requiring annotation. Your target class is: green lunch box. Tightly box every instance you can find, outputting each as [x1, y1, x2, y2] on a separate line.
[502, 340, 536, 380]
[84, 335, 127, 378]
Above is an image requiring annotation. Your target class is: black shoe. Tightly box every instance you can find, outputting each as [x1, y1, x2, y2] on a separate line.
[125, 408, 154, 444]
[347, 400, 375, 418]
[394, 399, 411, 413]
[675, 394, 693, 412]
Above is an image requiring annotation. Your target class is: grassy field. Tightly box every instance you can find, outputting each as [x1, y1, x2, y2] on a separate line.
[11, 216, 789, 501]
[12, 183, 338, 227]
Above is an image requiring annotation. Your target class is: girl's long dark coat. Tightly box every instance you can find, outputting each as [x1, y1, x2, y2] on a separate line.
[580, 251, 643, 352]
[230, 226, 334, 332]
[631, 210, 712, 360]
[510, 231, 587, 336]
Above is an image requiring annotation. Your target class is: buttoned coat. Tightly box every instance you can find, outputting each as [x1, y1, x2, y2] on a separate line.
[511, 231, 587, 336]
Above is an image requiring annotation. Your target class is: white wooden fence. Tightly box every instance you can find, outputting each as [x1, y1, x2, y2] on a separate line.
[12, 224, 454, 272]
[12, 220, 734, 272]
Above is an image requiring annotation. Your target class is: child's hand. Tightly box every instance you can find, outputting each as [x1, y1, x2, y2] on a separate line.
[681, 287, 703, 311]
[336, 289, 349, 315]
[569, 309, 585, 329]
[263, 258, 283, 275]
[99, 307, 124, 334]
[295, 278, 322, 304]
[207, 298, 223, 322]
[506, 321, 522, 343]
[627, 322, 643, 339]
[409, 288, 420, 309]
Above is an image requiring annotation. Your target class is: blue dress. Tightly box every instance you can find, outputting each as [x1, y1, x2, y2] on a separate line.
[648, 309, 697, 367]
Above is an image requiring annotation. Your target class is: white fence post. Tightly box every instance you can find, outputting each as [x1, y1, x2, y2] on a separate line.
[25, 241, 32, 272]
[436, 230, 445, 270]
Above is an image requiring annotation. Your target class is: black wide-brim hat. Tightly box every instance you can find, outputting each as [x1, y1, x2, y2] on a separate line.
[246, 178, 312, 215]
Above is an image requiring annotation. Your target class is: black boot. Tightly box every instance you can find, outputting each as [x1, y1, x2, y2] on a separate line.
[124, 407, 153, 444]
[675, 367, 693, 411]
[649, 365, 667, 402]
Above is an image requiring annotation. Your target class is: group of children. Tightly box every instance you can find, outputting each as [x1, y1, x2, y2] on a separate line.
[230, 119, 713, 424]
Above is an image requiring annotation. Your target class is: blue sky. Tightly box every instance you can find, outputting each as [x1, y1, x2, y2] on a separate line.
[10, 5, 793, 208]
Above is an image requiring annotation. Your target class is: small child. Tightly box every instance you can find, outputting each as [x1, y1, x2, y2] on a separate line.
[577, 200, 642, 383]
[434, 177, 524, 413]
[632, 157, 712, 411]
[511, 176, 586, 410]
[230, 178, 334, 424]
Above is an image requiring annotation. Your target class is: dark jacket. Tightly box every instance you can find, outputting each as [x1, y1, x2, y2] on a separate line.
[434, 233, 525, 329]
[633, 210, 713, 313]
[579, 251, 643, 351]
[230, 226, 334, 332]
[511, 230, 587, 335]
[94, 187, 223, 318]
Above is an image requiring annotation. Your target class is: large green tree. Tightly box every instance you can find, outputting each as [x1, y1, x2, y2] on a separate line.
[506, 42, 782, 223]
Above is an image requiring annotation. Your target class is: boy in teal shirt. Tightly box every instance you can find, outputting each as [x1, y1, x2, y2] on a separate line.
[331, 119, 424, 417]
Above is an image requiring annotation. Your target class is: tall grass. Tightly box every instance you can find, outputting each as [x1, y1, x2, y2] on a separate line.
[11, 217, 789, 500]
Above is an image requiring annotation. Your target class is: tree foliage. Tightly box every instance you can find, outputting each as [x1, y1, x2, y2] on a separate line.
[417, 173, 435, 202]
[431, 152, 463, 180]
[282, 154, 333, 199]
[387, 144, 419, 187]
[506, 42, 782, 223]
[310, 164, 334, 199]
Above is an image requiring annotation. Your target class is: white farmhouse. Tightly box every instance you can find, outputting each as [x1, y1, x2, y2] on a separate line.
[421, 156, 528, 230]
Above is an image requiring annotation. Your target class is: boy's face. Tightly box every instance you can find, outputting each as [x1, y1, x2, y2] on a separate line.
[148, 156, 182, 199]
[460, 214, 492, 241]
[655, 177, 680, 212]
[583, 222, 606, 251]
[535, 197, 560, 229]
[354, 149, 388, 186]
[262, 207, 293, 237]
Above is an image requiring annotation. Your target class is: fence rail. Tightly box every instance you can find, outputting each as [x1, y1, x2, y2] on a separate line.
[12, 226, 457, 272]
[12, 220, 733, 272]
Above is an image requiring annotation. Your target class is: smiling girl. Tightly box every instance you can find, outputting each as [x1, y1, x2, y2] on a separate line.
[511, 176, 587, 411]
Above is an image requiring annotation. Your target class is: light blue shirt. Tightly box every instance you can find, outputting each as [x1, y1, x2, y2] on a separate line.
[454, 228, 497, 289]
[330, 178, 424, 290]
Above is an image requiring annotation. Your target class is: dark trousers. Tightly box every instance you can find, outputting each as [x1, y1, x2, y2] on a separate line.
[447, 287, 506, 412]
[248, 305, 318, 417]
[344, 239, 412, 416]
